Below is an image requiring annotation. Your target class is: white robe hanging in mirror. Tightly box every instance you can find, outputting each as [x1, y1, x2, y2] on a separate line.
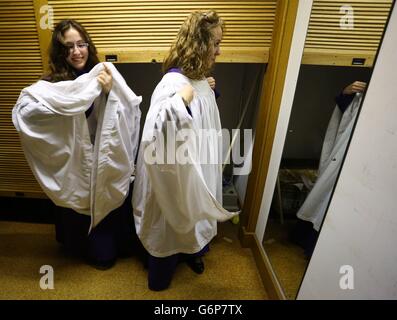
[297, 93, 363, 231]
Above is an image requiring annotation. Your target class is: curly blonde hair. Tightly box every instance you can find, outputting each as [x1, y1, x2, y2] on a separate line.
[162, 10, 224, 80]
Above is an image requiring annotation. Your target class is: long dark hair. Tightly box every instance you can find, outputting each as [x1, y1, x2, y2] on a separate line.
[162, 10, 224, 80]
[43, 20, 99, 82]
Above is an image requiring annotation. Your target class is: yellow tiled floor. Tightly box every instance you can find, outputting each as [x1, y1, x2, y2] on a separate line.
[263, 219, 308, 299]
[0, 220, 268, 300]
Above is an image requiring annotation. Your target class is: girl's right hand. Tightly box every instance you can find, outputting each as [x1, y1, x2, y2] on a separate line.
[97, 64, 113, 94]
[342, 81, 367, 95]
[178, 84, 194, 105]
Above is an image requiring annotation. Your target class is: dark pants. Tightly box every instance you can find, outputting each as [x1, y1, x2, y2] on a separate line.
[55, 184, 142, 263]
[147, 244, 209, 291]
[289, 219, 319, 258]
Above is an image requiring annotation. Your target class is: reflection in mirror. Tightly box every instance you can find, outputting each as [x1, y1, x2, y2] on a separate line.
[263, 67, 371, 299]
[261, 0, 393, 300]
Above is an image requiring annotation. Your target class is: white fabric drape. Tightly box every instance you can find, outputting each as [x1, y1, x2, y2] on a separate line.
[12, 62, 142, 230]
[297, 93, 363, 231]
[132, 72, 238, 257]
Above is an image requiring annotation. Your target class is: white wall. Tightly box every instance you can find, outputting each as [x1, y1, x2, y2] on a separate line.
[255, 0, 313, 242]
[298, 3, 397, 299]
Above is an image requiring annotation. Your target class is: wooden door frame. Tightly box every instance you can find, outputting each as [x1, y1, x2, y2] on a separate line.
[238, 0, 300, 299]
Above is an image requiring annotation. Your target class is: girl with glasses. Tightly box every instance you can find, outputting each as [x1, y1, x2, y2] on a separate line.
[13, 20, 143, 270]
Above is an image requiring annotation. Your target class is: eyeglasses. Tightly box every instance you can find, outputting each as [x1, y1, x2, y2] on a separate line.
[64, 42, 89, 52]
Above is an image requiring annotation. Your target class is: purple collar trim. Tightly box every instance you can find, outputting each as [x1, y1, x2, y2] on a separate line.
[167, 67, 182, 74]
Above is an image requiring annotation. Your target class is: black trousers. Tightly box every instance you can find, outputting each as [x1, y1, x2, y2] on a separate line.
[55, 184, 142, 262]
[147, 244, 209, 291]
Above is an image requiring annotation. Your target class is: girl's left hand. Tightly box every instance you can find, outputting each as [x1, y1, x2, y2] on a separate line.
[207, 77, 216, 90]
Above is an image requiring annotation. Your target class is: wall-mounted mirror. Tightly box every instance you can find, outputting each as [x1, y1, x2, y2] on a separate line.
[261, 0, 394, 299]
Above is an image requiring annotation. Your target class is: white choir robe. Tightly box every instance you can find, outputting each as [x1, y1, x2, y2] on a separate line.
[132, 72, 239, 257]
[297, 93, 363, 231]
[12, 62, 142, 230]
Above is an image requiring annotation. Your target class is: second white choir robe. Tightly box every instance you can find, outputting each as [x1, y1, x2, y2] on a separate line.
[132, 72, 239, 257]
[297, 93, 363, 231]
[12, 62, 142, 230]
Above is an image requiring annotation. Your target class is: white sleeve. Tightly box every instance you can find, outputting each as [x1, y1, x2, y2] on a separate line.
[106, 63, 142, 176]
[12, 92, 83, 198]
